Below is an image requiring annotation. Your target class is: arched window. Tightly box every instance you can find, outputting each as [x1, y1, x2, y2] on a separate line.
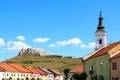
[99, 39, 102, 44]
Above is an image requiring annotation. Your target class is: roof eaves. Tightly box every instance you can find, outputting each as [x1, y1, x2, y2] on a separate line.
[83, 44, 109, 62]
[110, 51, 120, 59]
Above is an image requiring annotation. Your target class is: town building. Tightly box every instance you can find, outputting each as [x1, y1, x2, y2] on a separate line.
[0, 62, 20, 80]
[83, 11, 120, 80]
[9, 64, 32, 80]
[48, 69, 63, 80]
[0, 62, 63, 80]
[40, 67, 54, 80]
[68, 66, 83, 80]
[110, 51, 120, 80]
[33, 68, 48, 80]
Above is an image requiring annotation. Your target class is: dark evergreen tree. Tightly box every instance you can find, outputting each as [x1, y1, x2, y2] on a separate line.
[64, 68, 70, 80]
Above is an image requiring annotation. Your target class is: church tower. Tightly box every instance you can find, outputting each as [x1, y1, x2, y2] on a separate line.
[95, 11, 106, 49]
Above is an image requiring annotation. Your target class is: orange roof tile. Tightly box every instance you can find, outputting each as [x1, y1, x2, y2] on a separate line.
[23, 67, 38, 74]
[85, 41, 120, 61]
[0, 67, 5, 71]
[0, 62, 19, 72]
[9, 64, 31, 73]
[33, 68, 47, 75]
[48, 69, 61, 75]
[71, 66, 83, 73]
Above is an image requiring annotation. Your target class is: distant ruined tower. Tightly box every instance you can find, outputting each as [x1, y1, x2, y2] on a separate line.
[95, 11, 107, 49]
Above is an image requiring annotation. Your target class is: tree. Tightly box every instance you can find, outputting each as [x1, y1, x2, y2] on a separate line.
[99, 74, 104, 80]
[64, 68, 70, 80]
[89, 70, 94, 80]
[79, 72, 88, 80]
[93, 74, 98, 80]
[89, 70, 94, 76]
[72, 73, 79, 80]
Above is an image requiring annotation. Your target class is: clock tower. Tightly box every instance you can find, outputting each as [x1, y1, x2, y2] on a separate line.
[95, 11, 106, 49]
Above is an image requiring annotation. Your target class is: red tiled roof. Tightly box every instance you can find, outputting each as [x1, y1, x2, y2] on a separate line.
[0, 62, 19, 72]
[0, 67, 5, 71]
[9, 64, 31, 73]
[111, 52, 120, 59]
[24, 67, 38, 74]
[71, 66, 83, 73]
[85, 41, 120, 61]
[33, 68, 47, 75]
[48, 69, 61, 75]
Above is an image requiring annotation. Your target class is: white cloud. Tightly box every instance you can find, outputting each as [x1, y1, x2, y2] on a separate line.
[7, 41, 30, 51]
[16, 36, 25, 41]
[48, 38, 81, 47]
[48, 44, 56, 47]
[80, 42, 96, 49]
[0, 38, 5, 47]
[33, 37, 50, 43]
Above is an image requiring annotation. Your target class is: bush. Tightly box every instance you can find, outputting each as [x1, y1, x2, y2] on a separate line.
[22, 60, 33, 64]
[72, 72, 88, 80]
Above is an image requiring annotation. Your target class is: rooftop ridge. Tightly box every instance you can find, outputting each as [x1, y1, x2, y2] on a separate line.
[84, 41, 120, 61]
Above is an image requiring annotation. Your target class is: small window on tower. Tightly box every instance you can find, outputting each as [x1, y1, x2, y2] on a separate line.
[99, 39, 102, 44]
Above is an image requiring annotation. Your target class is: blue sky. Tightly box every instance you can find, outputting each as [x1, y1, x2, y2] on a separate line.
[0, 0, 120, 61]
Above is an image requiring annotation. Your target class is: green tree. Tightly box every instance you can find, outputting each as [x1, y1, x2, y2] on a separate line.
[89, 70, 94, 80]
[72, 73, 79, 80]
[79, 72, 88, 80]
[64, 68, 70, 79]
[93, 74, 98, 80]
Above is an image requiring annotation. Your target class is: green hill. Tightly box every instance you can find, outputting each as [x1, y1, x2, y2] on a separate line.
[4, 53, 82, 72]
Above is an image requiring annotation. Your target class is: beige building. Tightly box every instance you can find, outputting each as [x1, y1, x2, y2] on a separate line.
[110, 51, 120, 80]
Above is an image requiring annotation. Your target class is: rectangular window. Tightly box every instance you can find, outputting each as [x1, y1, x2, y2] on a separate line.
[91, 65, 93, 71]
[90, 65, 94, 71]
[106, 77, 108, 80]
[96, 62, 99, 70]
[112, 62, 117, 70]
[11, 74, 13, 76]
[106, 61, 108, 69]
[7, 74, 9, 76]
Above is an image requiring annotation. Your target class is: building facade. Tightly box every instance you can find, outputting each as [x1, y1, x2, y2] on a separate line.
[0, 62, 63, 80]
[110, 51, 120, 80]
[83, 11, 120, 80]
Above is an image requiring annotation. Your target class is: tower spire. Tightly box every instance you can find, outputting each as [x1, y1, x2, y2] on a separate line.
[96, 11, 105, 32]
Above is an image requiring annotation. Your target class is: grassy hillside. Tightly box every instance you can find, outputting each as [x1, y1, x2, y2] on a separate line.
[5, 54, 82, 72]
